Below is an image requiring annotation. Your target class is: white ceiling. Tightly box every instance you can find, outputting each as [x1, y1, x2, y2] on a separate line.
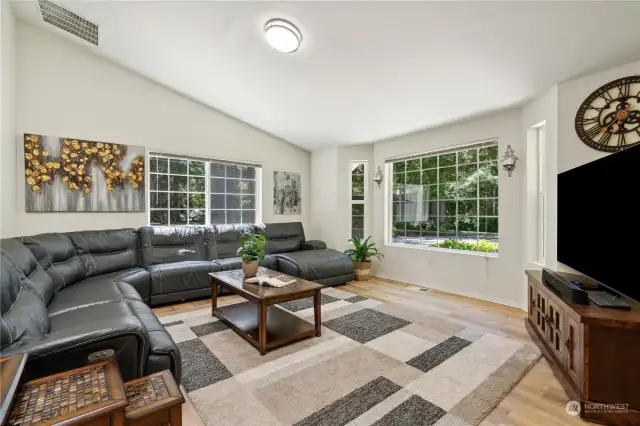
[11, 1, 640, 151]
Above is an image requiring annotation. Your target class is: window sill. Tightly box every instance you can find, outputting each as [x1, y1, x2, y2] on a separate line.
[384, 242, 499, 258]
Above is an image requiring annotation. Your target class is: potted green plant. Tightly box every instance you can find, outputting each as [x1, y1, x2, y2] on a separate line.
[237, 232, 266, 277]
[344, 236, 384, 281]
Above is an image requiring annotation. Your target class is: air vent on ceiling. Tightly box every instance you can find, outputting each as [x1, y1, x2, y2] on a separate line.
[38, 0, 98, 46]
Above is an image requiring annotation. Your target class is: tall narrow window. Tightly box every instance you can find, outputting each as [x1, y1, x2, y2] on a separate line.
[350, 162, 367, 239]
[388, 141, 499, 253]
[149, 153, 261, 226]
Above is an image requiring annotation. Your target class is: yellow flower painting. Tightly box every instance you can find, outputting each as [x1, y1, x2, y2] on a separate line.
[24, 133, 145, 212]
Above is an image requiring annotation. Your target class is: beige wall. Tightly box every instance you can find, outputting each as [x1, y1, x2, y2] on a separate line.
[310, 145, 374, 251]
[373, 110, 525, 308]
[8, 22, 310, 236]
[0, 0, 16, 238]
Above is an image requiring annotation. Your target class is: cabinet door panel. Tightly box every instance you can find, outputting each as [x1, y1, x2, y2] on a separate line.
[535, 290, 549, 338]
[528, 281, 537, 324]
[548, 300, 566, 363]
[565, 314, 583, 392]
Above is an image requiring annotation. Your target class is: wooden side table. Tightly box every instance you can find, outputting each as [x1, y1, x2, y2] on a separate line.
[0, 354, 29, 425]
[124, 370, 184, 426]
[5, 359, 128, 426]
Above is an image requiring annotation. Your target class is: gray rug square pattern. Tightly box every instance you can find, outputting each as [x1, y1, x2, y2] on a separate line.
[407, 336, 473, 373]
[177, 339, 232, 392]
[278, 293, 340, 312]
[163, 287, 541, 425]
[190, 320, 229, 337]
[322, 308, 411, 343]
[294, 377, 402, 426]
[374, 395, 447, 426]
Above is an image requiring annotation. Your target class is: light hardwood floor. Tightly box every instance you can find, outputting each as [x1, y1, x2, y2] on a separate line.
[154, 278, 595, 426]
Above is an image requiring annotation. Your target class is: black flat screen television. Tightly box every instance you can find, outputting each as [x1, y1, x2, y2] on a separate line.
[558, 144, 640, 302]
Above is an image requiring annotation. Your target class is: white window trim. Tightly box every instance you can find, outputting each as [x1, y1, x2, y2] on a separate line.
[383, 141, 499, 256]
[535, 123, 546, 264]
[349, 161, 368, 242]
[147, 153, 262, 226]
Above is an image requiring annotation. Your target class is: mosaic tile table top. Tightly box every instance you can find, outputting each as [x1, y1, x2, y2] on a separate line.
[159, 287, 541, 426]
[6, 360, 128, 426]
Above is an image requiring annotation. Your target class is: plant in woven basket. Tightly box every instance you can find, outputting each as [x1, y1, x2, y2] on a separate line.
[237, 232, 266, 277]
[344, 236, 383, 281]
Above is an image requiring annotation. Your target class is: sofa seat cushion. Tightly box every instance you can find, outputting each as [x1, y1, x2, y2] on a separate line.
[213, 256, 277, 271]
[111, 268, 151, 302]
[274, 249, 354, 281]
[147, 261, 219, 296]
[45, 301, 149, 381]
[126, 300, 182, 382]
[47, 272, 145, 316]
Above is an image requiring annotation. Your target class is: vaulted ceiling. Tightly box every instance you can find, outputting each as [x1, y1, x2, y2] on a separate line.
[11, 1, 640, 151]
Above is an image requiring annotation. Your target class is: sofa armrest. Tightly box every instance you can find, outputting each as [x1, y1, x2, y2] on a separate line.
[300, 240, 327, 250]
[1, 317, 148, 381]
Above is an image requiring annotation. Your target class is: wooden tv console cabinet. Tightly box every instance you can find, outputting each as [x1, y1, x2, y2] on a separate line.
[525, 270, 640, 425]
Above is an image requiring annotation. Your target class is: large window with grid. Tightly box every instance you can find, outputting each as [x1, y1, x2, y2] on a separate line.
[149, 153, 261, 226]
[388, 141, 499, 253]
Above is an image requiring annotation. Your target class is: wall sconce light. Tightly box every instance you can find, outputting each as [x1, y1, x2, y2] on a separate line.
[373, 165, 384, 187]
[501, 145, 518, 177]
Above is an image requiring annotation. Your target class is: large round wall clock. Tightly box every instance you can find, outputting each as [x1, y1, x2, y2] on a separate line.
[575, 75, 640, 152]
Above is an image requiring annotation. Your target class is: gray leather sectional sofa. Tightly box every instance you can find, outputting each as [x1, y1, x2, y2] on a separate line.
[0, 222, 353, 383]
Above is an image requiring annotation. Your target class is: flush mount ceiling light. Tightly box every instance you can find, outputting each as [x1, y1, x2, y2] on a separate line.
[264, 19, 302, 53]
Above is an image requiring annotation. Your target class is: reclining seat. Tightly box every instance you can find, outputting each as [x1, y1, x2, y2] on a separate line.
[139, 226, 220, 305]
[0, 234, 181, 383]
[263, 223, 355, 286]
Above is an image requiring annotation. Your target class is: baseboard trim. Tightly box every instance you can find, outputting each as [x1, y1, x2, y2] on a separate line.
[372, 273, 525, 310]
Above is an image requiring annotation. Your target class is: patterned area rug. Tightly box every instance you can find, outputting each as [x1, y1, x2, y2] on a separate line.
[159, 287, 540, 426]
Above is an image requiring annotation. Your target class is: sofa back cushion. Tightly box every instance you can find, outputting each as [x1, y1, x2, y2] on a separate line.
[20, 234, 85, 290]
[1, 253, 50, 350]
[212, 224, 253, 259]
[68, 229, 138, 277]
[0, 238, 56, 305]
[138, 226, 213, 266]
[263, 222, 305, 254]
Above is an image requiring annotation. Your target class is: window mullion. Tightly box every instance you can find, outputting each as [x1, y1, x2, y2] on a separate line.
[205, 161, 210, 226]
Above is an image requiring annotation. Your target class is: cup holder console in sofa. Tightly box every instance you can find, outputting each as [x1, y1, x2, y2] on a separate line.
[0, 222, 353, 384]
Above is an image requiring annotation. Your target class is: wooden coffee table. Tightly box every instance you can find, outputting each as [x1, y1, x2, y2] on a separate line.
[210, 268, 323, 355]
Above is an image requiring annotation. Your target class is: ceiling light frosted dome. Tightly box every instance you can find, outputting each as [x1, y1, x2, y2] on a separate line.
[264, 19, 302, 53]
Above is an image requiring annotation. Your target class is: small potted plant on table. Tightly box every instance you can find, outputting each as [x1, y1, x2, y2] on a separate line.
[237, 232, 266, 277]
[344, 236, 384, 281]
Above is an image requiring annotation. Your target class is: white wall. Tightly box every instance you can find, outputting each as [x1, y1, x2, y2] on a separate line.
[557, 59, 640, 173]
[310, 144, 374, 251]
[0, 0, 16, 238]
[310, 147, 339, 247]
[8, 22, 310, 236]
[373, 110, 525, 308]
[521, 86, 558, 271]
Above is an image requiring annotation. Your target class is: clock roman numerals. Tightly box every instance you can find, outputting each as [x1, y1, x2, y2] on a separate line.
[601, 91, 614, 103]
[584, 125, 602, 139]
[618, 133, 627, 147]
[575, 76, 640, 152]
[596, 130, 612, 147]
[582, 117, 600, 126]
[618, 83, 630, 98]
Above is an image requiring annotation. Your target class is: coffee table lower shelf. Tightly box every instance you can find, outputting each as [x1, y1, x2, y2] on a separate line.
[214, 302, 318, 354]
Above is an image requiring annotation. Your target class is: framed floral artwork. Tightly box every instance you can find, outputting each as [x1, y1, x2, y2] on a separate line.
[24, 134, 145, 212]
